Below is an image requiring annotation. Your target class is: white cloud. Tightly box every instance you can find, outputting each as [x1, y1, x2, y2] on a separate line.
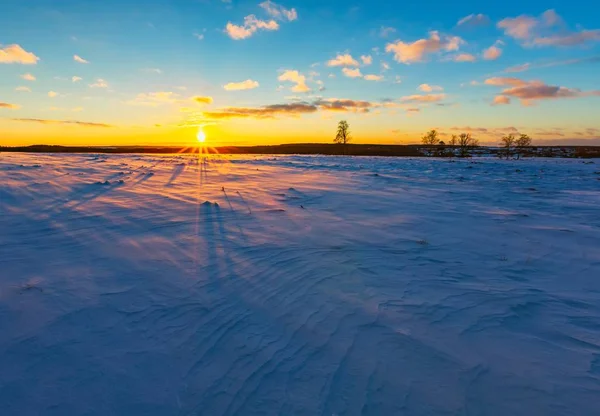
[380, 26, 397, 38]
[72, 76, 82, 82]
[223, 79, 260, 91]
[457, 14, 490, 27]
[142, 68, 162, 74]
[21, 73, 36, 81]
[381, 61, 390, 71]
[48, 91, 58, 98]
[361, 55, 373, 65]
[126, 91, 180, 106]
[342, 67, 362, 78]
[259, 1, 297, 21]
[327, 53, 360, 67]
[89, 78, 108, 88]
[0, 44, 39, 64]
[15, 86, 31, 92]
[278, 70, 310, 92]
[74, 55, 89, 64]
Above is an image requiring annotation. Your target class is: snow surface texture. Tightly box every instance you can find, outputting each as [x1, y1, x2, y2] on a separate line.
[1, 153, 600, 415]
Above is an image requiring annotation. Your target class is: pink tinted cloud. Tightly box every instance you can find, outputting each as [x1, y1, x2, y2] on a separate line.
[484, 77, 528, 87]
[400, 93, 446, 103]
[485, 76, 600, 105]
[498, 9, 600, 47]
[498, 15, 539, 40]
[316, 98, 374, 112]
[483, 45, 502, 60]
[504, 63, 531, 72]
[454, 53, 476, 62]
[533, 30, 600, 46]
[385, 31, 464, 63]
[1, 102, 22, 109]
[492, 95, 511, 105]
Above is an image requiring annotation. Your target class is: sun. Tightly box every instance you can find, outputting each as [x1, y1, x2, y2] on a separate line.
[196, 128, 206, 143]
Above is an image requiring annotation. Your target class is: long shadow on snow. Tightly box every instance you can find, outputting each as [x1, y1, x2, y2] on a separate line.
[42, 181, 125, 217]
[166, 163, 186, 187]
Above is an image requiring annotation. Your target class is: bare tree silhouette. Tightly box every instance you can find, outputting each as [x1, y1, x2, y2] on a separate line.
[334, 120, 351, 145]
[515, 134, 532, 159]
[421, 129, 438, 145]
[457, 133, 479, 157]
[501, 134, 516, 160]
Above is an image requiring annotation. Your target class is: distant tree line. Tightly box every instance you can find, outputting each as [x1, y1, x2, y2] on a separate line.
[421, 129, 479, 157]
[331, 122, 535, 159]
[420, 129, 534, 158]
[500, 134, 532, 159]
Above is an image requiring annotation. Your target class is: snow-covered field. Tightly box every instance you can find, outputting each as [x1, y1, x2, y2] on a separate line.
[1, 152, 600, 415]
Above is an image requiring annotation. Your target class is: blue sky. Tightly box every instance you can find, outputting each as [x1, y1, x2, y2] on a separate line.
[1, 0, 599, 145]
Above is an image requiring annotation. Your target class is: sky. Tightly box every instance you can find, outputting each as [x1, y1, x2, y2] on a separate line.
[1, 0, 600, 146]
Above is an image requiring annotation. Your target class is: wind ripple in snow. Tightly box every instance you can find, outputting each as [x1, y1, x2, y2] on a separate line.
[1, 153, 600, 415]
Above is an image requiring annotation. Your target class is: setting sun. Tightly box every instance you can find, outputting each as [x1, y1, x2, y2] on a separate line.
[196, 128, 206, 143]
